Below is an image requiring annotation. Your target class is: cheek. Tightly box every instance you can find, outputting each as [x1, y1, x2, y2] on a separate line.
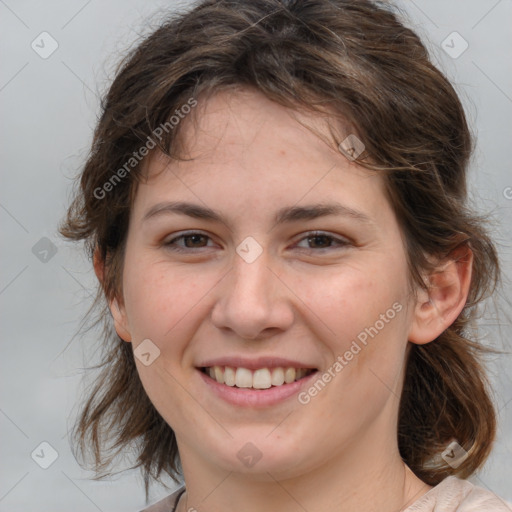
[296, 258, 409, 341]
[121, 258, 212, 425]
[294, 256, 411, 406]
[122, 255, 217, 345]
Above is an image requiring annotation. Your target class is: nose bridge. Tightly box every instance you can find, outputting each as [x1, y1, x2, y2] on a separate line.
[232, 250, 272, 303]
[211, 246, 293, 339]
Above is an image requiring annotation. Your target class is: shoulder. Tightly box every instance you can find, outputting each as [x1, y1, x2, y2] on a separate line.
[405, 476, 512, 512]
[139, 486, 186, 512]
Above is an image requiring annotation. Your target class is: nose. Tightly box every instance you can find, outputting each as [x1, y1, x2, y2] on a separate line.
[210, 249, 294, 341]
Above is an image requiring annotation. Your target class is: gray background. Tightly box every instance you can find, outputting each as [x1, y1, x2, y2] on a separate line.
[1, 0, 511, 510]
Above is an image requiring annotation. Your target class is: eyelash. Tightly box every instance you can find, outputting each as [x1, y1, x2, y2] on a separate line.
[163, 231, 351, 253]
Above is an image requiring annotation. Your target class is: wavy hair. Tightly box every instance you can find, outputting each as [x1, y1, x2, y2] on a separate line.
[59, 0, 501, 500]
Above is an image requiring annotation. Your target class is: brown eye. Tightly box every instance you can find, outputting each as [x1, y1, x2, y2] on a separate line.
[164, 232, 214, 252]
[295, 232, 350, 251]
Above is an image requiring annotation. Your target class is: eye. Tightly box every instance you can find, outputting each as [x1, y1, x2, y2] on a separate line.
[163, 231, 215, 252]
[162, 230, 351, 253]
[294, 231, 351, 251]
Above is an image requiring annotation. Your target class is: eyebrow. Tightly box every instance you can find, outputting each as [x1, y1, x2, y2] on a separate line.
[142, 201, 373, 229]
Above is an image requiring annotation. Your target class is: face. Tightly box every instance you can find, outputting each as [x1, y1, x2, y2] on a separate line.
[111, 88, 420, 480]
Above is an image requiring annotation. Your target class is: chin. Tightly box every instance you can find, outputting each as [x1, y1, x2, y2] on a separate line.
[204, 434, 317, 480]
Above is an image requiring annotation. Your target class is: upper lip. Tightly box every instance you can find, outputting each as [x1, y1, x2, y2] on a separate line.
[197, 356, 318, 371]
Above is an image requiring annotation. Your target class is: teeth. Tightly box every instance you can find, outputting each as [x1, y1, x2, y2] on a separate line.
[214, 366, 224, 384]
[271, 367, 285, 386]
[284, 367, 296, 383]
[205, 366, 313, 389]
[224, 366, 236, 386]
[235, 367, 253, 388]
[253, 369, 272, 389]
[296, 369, 306, 380]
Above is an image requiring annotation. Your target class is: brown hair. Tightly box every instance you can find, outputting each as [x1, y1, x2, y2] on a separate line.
[59, 0, 501, 499]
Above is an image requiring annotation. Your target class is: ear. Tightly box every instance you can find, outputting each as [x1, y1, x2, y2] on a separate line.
[93, 247, 132, 343]
[408, 245, 473, 345]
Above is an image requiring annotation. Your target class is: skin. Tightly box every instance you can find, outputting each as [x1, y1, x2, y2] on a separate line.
[96, 87, 472, 512]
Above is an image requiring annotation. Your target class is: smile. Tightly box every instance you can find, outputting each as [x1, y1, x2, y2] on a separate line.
[201, 366, 316, 389]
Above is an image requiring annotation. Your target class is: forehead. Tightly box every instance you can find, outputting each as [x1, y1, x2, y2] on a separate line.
[134, 88, 391, 227]
[168, 88, 355, 169]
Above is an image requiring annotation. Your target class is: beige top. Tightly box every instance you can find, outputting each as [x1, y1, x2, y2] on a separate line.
[140, 476, 512, 511]
[403, 476, 511, 511]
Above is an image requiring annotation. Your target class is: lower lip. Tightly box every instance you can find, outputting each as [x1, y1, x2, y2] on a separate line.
[197, 369, 318, 407]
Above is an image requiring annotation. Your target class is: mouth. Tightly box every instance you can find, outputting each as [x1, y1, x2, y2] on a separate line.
[199, 366, 318, 390]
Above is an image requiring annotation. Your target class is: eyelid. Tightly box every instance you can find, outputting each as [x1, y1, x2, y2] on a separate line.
[293, 231, 351, 249]
[164, 230, 217, 249]
[163, 230, 351, 252]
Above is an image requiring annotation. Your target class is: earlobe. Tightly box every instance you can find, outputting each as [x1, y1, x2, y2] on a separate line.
[408, 246, 473, 345]
[93, 246, 132, 343]
[93, 247, 104, 284]
[109, 298, 132, 343]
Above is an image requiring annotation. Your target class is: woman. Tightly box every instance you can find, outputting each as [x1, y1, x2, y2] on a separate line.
[59, 0, 511, 510]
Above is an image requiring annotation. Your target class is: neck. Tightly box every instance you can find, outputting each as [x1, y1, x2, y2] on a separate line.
[176, 429, 432, 512]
